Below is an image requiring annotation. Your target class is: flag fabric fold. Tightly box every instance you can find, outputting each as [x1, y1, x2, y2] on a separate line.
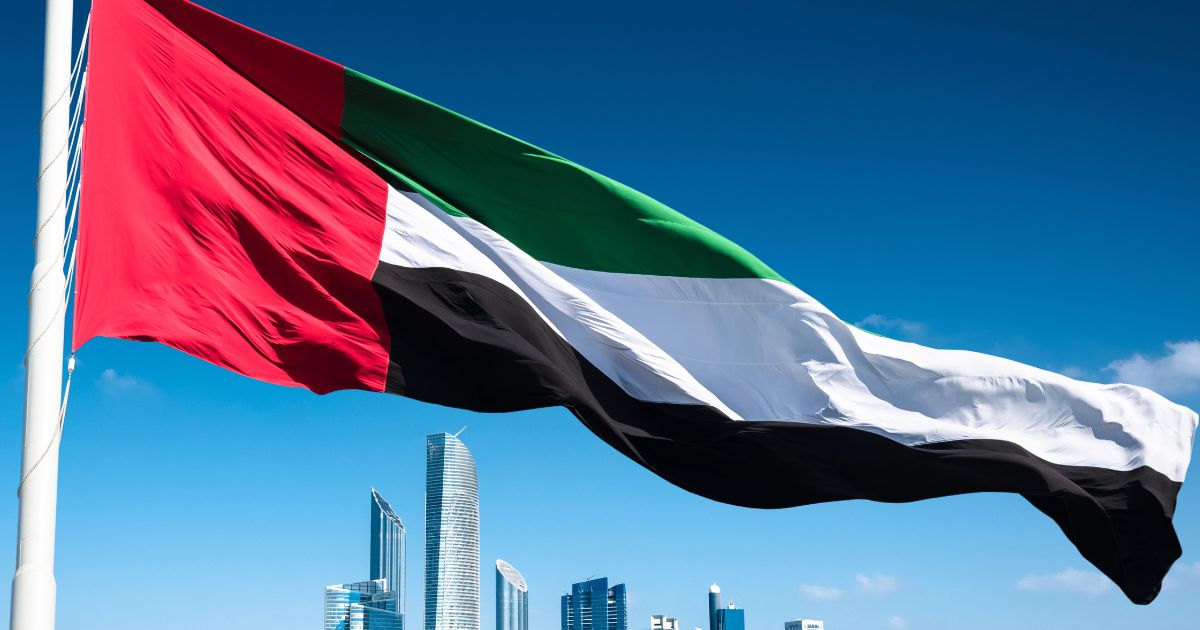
[78, 0, 1196, 603]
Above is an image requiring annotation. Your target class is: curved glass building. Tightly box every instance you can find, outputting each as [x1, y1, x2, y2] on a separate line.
[325, 580, 404, 630]
[371, 488, 406, 625]
[425, 432, 480, 630]
[495, 559, 529, 630]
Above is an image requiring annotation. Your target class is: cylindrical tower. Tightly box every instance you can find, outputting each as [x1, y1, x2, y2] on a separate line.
[495, 559, 529, 630]
[708, 584, 721, 630]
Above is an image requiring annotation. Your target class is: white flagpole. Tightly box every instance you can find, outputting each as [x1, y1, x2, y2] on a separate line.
[12, 0, 74, 628]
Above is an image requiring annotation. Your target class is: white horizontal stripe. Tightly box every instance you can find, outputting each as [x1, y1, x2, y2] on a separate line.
[545, 264, 1197, 481]
[381, 187, 523, 296]
[380, 185, 1195, 480]
[380, 186, 740, 417]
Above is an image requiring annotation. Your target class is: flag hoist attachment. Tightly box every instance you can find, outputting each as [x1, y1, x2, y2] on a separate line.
[12, 2, 85, 629]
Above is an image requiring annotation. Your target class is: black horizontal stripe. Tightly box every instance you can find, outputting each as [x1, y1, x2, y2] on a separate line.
[371, 261, 1182, 604]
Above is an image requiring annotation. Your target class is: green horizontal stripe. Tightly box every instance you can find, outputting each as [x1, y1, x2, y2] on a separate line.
[339, 68, 783, 282]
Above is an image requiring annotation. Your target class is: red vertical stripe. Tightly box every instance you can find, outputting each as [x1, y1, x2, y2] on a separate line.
[146, 0, 347, 138]
[77, 0, 391, 393]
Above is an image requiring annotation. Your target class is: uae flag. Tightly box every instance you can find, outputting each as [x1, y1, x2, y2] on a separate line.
[78, 0, 1196, 603]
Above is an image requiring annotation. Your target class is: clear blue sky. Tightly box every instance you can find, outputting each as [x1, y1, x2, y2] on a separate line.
[1, 1, 1198, 628]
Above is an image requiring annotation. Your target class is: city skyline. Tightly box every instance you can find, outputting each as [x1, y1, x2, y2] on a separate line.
[333, 439, 801, 630]
[347, 475, 825, 630]
[335, 440, 774, 630]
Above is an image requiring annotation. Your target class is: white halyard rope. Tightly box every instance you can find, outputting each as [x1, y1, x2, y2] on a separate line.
[20, 14, 90, 496]
[16, 354, 75, 497]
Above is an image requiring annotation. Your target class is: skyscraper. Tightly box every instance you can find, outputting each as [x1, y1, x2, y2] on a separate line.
[496, 559, 529, 630]
[426, 432, 481, 630]
[371, 488, 406, 625]
[325, 580, 404, 630]
[715, 604, 744, 630]
[561, 578, 627, 630]
[707, 585, 721, 630]
[324, 489, 406, 630]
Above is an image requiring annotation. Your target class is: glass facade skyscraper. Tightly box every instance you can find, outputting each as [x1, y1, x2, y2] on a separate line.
[325, 580, 404, 630]
[426, 432, 480, 630]
[495, 559, 529, 630]
[371, 488, 406, 627]
[323, 490, 405, 630]
[715, 607, 744, 630]
[560, 578, 627, 630]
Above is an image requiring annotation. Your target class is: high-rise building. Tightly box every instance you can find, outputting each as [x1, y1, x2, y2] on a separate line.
[561, 578, 628, 630]
[371, 488, 406, 625]
[426, 432, 481, 630]
[650, 615, 679, 630]
[715, 604, 744, 630]
[325, 580, 404, 630]
[707, 585, 721, 630]
[784, 620, 824, 630]
[496, 559, 529, 630]
[324, 489, 406, 630]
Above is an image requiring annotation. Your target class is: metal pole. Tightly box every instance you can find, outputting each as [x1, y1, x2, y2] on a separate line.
[11, 0, 74, 628]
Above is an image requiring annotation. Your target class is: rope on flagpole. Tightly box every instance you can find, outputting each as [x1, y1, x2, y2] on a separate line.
[35, 12, 87, 134]
[24, 123, 83, 361]
[19, 241, 84, 497]
[26, 12, 88, 335]
[19, 233, 80, 498]
[16, 354, 74, 498]
[32, 12, 89, 244]
[64, 240, 79, 314]
[17, 12, 89, 497]
[28, 104, 83, 305]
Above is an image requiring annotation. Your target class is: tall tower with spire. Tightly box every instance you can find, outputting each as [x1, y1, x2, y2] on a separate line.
[425, 432, 481, 630]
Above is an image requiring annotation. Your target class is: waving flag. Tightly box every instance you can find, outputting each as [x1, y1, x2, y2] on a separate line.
[77, 0, 1195, 603]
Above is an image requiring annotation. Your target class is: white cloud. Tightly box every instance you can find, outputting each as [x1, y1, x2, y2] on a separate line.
[1016, 568, 1111, 594]
[799, 584, 844, 600]
[887, 616, 908, 629]
[801, 572, 901, 602]
[1107, 340, 1200, 396]
[1163, 560, 1200, 591]
[856, 572, 900, 594]
[1059, 366, 1089, 380]
[96, 368, 150, 396]
[854, 314, 927, 339]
